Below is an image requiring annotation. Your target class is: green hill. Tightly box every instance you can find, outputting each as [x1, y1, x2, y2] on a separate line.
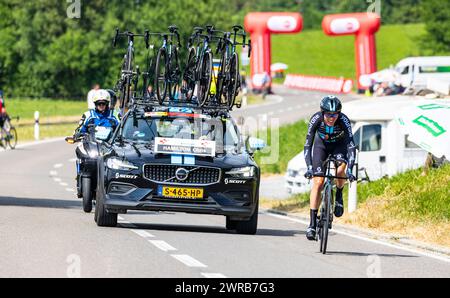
[271, 24, 426, 81]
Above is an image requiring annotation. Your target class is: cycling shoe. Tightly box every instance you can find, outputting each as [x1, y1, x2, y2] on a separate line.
[306, 226, 316, 241]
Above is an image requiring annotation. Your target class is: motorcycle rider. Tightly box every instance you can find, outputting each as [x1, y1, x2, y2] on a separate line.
[75, 89, 119, 137]
[303, 95, 357, 241]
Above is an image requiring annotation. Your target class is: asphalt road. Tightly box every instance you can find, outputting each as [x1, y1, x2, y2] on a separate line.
[0, 87, 449, 278]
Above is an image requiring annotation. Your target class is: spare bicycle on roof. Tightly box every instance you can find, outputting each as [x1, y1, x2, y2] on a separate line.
[111, 24, 251, 113]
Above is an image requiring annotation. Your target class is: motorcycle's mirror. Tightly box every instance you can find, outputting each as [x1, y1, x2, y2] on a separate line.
[65, 136, 76, 144]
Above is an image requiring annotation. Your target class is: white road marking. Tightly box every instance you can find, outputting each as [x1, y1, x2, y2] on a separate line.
[53, 178, 62, 182]
[54, 163, 63, 169]
[264, 212, 450, 264]
[68, 158, 77, 163]
[277, 109, 285, 114]
[201, 273, 227, 278]
[149, 240, 177, 252]
[131, 229, 155, 238]
[65, 188, 75, 192]
[268, 112, 275, 116]
[59, 182, 68, 187]
[171, 255, 207, 268]
[49, 171, 58, 177]
[287, 107, 294, 111]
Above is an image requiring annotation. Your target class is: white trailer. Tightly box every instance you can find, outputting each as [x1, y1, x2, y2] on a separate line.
[395, 56, 450, 90]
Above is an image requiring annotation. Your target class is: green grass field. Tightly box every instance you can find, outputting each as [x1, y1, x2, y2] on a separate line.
[6, 98, 87, 121]
[271, 24, 426, 81]
[255, 120, 308, 174]
[3, 98, 85, 142]
[13, 123, 76, 142]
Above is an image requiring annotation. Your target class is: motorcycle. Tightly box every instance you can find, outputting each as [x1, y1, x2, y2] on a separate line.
[66, 124, 113, 213]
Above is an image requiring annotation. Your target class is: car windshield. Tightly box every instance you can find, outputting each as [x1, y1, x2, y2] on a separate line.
[119, 114, 243, 154]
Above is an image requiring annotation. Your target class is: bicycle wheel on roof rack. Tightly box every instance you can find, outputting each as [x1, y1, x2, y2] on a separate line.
[197, 51, 212, 107]
[215, 50, 227, 106]
[226, 52, 239, 109]
[182, 47, 197, 102]
[155, 47, 168, 105]
[168, 49, 181, 101]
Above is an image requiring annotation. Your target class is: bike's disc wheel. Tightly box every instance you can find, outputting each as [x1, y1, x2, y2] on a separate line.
[155, 48, 168, 105]
[7, 127, 17, 150]
[226, 52, 239, 109]
[197, 52, 212, 107]
[182, 47, 197, 101]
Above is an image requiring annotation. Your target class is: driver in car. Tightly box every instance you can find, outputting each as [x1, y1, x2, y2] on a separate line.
[75, 89, 119, 137]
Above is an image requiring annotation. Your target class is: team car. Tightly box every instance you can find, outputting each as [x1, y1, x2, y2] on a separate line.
[94, 105, 264, 234]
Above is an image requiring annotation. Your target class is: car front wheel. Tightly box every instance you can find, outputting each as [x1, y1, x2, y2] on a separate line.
[95, 187, 117, 227]
[229, 200, 259, 235]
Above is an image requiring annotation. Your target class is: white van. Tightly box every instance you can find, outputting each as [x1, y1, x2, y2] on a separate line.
[395, 56, 450, 89]
[285, 96, 436, 194]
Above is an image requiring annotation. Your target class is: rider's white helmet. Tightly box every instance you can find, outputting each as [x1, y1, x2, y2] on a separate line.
[92, 89, 111, 104]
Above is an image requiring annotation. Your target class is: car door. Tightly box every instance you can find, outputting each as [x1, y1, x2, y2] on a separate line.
[353, 122, 386, 181]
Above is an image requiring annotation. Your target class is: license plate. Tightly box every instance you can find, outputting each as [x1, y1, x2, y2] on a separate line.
[158, 186, 204, 199]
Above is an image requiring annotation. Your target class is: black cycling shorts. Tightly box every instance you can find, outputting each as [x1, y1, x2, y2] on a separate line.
[312, 141, 348, 176]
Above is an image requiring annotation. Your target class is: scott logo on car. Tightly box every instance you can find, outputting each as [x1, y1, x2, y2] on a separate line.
[116, 173, 138, 179]
[225, 178, 246, 185]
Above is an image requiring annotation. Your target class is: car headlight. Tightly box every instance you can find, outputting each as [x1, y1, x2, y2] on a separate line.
[226, 166, 256, 178]
[106, 158, 138, 170]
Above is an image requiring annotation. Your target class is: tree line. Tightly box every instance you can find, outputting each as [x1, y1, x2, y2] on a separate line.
[0, 0, 447, 98]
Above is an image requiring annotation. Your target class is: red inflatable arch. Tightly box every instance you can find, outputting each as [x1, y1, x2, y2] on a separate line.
[244, 12, 303, 88]
[322, 13, 381, 90]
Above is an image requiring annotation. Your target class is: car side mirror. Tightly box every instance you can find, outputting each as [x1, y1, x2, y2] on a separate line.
[248, 137, 266, 152]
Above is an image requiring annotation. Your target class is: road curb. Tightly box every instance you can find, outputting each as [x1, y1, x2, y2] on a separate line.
[263, 208, 450, 258]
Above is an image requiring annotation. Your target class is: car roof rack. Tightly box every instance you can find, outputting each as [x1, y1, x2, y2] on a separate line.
[127, 95, 234, 117]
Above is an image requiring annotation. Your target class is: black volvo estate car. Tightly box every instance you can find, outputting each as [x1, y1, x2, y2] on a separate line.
[94, 106, 264, 234]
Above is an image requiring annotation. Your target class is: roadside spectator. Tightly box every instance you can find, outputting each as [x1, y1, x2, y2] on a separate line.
[87, 84, 100, 109]
[240, 70, 247, 90]
[146, 85, 155, 99]
[252, 72, 271, 98]
[0, 91, 6, 128]
[374, 81, 405, 97]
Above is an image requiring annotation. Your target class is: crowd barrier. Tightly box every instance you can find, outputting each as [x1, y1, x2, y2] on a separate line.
[284, 74, 354, 94]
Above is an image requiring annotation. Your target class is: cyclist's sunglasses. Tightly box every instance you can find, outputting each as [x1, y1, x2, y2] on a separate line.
[95, 101, 108, 107]
[324, 112, 339, 118]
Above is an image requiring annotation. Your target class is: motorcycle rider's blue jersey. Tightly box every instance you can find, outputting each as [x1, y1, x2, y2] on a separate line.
[80, 109, 119, 134]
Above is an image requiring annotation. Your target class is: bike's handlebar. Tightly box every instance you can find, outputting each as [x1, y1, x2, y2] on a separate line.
[113, 29, 151, 49]
[310, 174, 349, 180]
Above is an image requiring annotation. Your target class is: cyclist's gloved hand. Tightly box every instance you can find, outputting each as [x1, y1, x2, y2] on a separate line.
[304, 168, 314, 180]
[346, 168, 356, 183]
